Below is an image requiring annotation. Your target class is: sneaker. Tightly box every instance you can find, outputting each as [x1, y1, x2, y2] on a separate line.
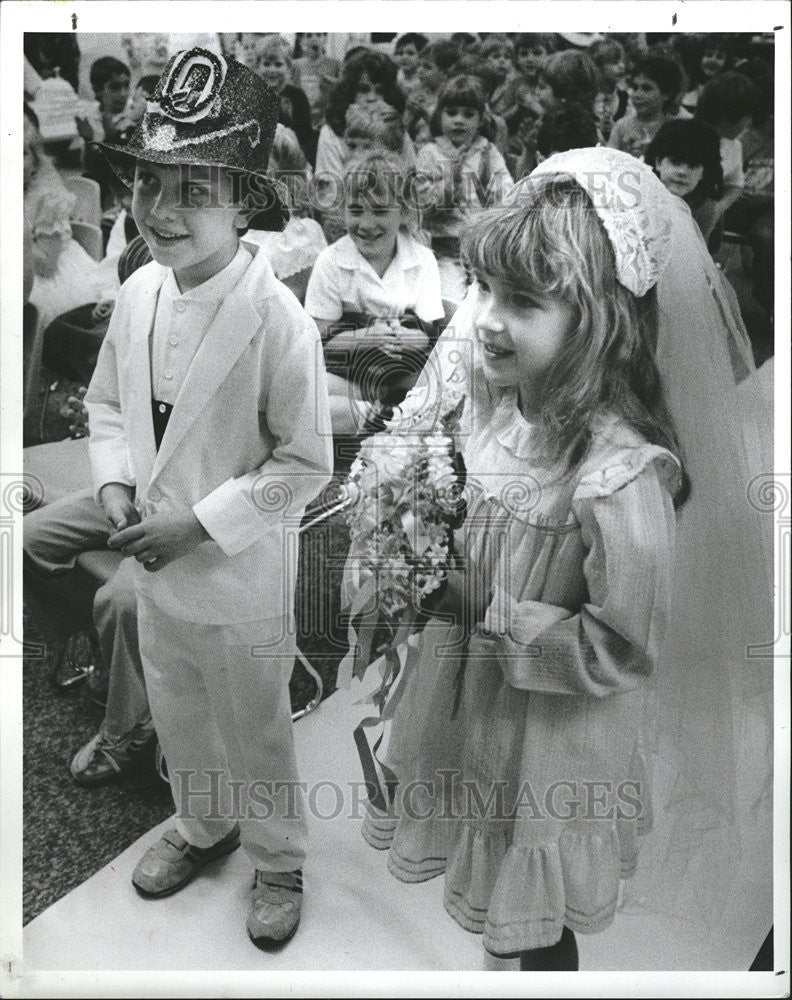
[132, 824, 241, 898]
[69, 723, 156, 786]
[247, 869, 303, 950]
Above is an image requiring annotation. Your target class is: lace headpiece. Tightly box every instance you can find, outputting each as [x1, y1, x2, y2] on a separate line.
[514, 147, 675, 297]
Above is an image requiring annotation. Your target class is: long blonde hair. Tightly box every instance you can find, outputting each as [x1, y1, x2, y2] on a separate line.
[462, 177, 687, 500]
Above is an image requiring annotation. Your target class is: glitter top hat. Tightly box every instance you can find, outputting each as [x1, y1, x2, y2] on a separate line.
[97, 47, 289, 231]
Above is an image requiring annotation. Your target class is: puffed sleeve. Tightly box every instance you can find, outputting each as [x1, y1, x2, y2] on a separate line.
[304, 245, 343, 322]
[476, 457, 678, 697]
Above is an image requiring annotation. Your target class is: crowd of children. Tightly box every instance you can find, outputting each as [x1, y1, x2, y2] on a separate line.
[23, 29, 775, 339]
[21, 30, 775, 966]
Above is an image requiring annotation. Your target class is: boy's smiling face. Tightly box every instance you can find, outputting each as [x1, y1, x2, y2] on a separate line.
[132, 160, 248, 291]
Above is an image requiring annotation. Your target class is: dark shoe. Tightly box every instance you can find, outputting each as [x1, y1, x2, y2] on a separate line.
[132, 824, 240, 898]
[70, 723, 156, 786]
[247, 869, 303, 949]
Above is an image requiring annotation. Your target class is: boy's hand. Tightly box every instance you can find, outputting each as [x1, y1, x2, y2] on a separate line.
[100, 482, 140, 532]
[108, 509, 210, 571]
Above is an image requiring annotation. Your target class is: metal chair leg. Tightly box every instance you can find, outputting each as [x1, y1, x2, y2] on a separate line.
[49, 633, 95, 690]
[291, 648, 324, 721]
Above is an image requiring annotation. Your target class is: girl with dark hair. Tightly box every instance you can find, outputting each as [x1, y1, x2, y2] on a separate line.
[680, 33, 736, 115]
[608, 53, 682, 159]
[416, 75, 514, 300]
[315, 49, 414, 236]
[645, 118, 724, 239]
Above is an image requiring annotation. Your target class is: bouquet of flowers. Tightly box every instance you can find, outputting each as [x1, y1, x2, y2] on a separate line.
[341, 385, 467, 815]
[342, 385, 467, 699]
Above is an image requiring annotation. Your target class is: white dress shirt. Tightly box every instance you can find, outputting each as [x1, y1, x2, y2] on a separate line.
[304, 231, 444, 323]
[150, 242, 252, 405]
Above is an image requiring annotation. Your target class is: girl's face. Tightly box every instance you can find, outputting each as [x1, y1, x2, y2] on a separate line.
[440, 103, 482, 150]
[516, 44, 546, 74]
[396, 43, 419, 72]
[472, 271, 576, 413]
[656, 157, 704, 198]
[303, 33, 326, 58]
[701, 47, 727, 78]
[345, 190, 402, 268]
[354, 71, 387, 107]
[259, 51, 290, 92]
[487, 49, 513, 82]
[630, 74, 665, 118]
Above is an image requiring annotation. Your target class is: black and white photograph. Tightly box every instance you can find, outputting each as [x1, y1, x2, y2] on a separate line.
[0, 2, 788, 995]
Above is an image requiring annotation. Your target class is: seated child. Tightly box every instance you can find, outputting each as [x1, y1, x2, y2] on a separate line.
[24, 105, 118, 339]
[315, 50, 414, 241]
[481, 35, 522, 120]
[305, 150, 444, 438]
[679, 33, 735, 116]
[83, 48, 332, 949]
[255, 33, 317, 166]
[394, 32, 429, 108]
[416, 74, 514, 302]
[645, 118, 724, 241]
[114, 74, 160, 143]
[80, 56, 132, 210]
[608, 53, 682, 160]
[293, 32, 341, 130]
[695, 70, 758, 232]
[589, 36, 628, 140]
[513, 31, 557, 79]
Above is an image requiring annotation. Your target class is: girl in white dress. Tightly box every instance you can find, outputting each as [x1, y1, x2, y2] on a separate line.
[347, 147, 773, 970]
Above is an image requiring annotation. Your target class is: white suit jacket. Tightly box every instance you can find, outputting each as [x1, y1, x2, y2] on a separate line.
[85, 241, 333, 625]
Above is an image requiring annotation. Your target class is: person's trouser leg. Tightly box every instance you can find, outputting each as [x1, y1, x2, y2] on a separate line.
[23, 489, 108, 647]
[94, 557, 151, 736]
[138, 597, 306, 871]
[24, 489, 152, 735]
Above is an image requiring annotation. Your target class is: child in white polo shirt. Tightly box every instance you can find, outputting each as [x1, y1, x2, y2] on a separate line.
[305, 150, 444, 439]
[84, 48, 332, 950]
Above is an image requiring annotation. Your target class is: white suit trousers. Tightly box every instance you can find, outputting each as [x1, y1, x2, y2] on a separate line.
[137, 594, 307, 872]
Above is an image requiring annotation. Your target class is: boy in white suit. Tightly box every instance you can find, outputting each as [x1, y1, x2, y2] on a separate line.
[84, 48, 333, 948]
